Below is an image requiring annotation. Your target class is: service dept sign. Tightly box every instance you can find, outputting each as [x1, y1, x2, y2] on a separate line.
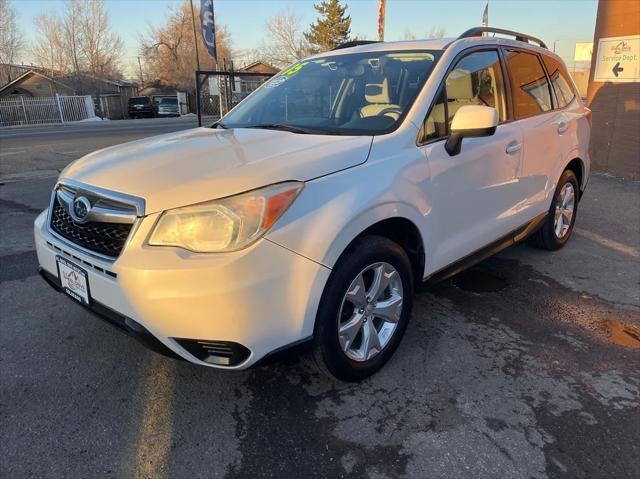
[593, 35, 640, 83]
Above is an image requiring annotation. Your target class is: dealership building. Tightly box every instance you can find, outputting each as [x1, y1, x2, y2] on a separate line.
[586, 0, 639, 179]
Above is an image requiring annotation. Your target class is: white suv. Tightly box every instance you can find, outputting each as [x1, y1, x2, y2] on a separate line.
[35, 28, 591, 381]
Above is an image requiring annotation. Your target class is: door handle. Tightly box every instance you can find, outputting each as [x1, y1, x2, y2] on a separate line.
[505, 141, 522, 155]
[557, 121, 569, 134]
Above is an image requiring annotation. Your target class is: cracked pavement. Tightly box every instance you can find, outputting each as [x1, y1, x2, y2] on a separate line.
[1, 120, 639, 478]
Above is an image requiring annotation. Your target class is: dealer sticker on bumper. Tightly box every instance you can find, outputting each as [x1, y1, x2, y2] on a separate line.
[56, 256, 90, 305]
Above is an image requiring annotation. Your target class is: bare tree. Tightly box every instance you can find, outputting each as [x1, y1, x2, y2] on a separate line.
[31, 0, 123, 80]
[401, 26, 446, 41]
[403, 29, 417, 41]
[78, 0, 123, 76]
[426, 26, 447, 39]
[0, 0, 24, 66]
[139, 0, 232, 91]
[31, 14, 69, 73]
[62, 0, 83, 73]
[257, 9, 312, 68]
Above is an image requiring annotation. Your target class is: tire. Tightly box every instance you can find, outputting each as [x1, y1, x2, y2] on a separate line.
[527, 169, 579, 250]
[312, 235, 414, 382]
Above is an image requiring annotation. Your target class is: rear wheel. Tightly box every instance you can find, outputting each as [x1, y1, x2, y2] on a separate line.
[528, 169, 579, 250]
[312, 236, 414, 381]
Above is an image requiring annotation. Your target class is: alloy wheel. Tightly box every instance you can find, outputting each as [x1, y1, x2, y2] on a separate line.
[554, 182, 575, 239]
[337, 262, 404, 362]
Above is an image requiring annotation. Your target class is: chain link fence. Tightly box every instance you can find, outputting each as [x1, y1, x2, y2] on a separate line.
[195, 70, 274, 126]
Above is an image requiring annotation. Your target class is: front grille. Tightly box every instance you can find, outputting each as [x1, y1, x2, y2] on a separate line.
[50, 196, 132, 258]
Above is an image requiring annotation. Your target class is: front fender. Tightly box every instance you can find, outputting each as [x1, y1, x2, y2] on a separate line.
[266, 160, 430, 273]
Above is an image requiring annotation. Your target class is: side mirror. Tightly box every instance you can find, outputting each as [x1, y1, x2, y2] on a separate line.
[445, 105, 499, 156]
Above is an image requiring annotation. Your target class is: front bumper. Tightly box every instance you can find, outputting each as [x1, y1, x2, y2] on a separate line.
[34, 210, 331, 369]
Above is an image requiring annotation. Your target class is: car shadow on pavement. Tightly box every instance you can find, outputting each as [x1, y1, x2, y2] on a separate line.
[2, 251, 638, 478]
[144, 256, 639, 479]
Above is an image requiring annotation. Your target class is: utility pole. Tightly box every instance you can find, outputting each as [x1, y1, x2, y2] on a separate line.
[137, 56, 144, 87]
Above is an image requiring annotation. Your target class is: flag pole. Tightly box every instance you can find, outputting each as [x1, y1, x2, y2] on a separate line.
[190, 0, 201, 72]
[190, 0, 202, 126]
[482, 1, 489, 36]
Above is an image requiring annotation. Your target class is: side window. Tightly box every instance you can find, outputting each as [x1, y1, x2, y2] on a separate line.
[445, 50, 507, 125]
[421, 50, 506, 143]
[421, 87, 447, 142]
[542, 55, 576, 109]
[505, 50, 553, 119]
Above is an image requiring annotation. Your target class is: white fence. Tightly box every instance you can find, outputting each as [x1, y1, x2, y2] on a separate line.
[0, 94, 95, 127]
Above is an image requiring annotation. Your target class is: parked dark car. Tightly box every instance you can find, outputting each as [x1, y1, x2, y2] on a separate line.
[128, 96, 157, 119]
[157, 97, 180, 117]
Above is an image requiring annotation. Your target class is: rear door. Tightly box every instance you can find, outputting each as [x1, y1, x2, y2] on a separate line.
[418, 49, 526, 272]
[540, 52, 584, 186]
[502, 49, 565, 216]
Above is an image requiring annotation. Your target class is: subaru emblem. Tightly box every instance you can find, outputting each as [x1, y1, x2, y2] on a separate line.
[71, 196, 91, 223]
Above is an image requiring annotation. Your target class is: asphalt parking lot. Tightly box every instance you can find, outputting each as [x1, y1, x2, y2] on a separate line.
[1, 120, 639, 478]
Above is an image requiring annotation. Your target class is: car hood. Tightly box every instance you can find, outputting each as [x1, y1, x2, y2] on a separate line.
[61, 127, 373, 214]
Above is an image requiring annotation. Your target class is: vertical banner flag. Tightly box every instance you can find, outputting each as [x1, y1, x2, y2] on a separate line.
[482, 3, 489, 27]
[377, 0, 386, 41]
[200, 0, 217, 60]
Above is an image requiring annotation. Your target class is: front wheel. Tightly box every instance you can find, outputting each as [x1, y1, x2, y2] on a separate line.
[528, 169, 579, 250]
[312, 236, 414, 382]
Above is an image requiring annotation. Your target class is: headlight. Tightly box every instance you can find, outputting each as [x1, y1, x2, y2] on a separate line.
[148, 182, 303, 253]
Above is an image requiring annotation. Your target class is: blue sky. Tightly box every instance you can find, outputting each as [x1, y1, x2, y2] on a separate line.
[16, 0, 597, 73]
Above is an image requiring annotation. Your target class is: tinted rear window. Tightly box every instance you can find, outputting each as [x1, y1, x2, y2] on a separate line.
[129, 97, 150, 105]
[160, 98, 178, 104]
[505, 50, 552, 119]
[541, 55, 576, 109]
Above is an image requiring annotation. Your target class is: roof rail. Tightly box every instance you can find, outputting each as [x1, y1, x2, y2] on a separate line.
[458, 27, 548, 49]
[331, 40, 380, 51]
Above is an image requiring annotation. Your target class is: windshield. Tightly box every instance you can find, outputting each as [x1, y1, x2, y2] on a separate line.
[161, 98, 178, 105]
[221, 50, 441, 135]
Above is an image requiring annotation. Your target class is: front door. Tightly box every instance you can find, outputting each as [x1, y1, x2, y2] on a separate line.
[418, 49, 526, 273]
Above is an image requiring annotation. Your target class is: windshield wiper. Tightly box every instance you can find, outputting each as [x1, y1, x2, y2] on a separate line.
[244, 124, 322, 135]
[212, 121, 228, 129]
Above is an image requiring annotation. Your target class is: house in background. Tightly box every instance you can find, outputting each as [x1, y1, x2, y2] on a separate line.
[0, 63, 48, 87]
[229, 61, 278, 106]
[0, 70, 76, 98]
[0, 66, 139, 119]
[240, 61, 278, 75]
[139, 82, 180, 102]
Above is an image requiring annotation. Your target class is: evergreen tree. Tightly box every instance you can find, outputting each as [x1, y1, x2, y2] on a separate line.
[305, 0, 351, 52]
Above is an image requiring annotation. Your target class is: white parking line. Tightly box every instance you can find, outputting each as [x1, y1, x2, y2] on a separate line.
[0, 150, 26, 157]
[0, 169, 59, 183]
[0, 121, 199, 138]
[131, 356, 176, 478]
[575, 228, 640, 258]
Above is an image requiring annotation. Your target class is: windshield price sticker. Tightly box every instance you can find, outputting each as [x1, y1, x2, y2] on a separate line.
[264, 76, 288, 89]
[265, 61, 312, 89]
[284, 61, 310, 76]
